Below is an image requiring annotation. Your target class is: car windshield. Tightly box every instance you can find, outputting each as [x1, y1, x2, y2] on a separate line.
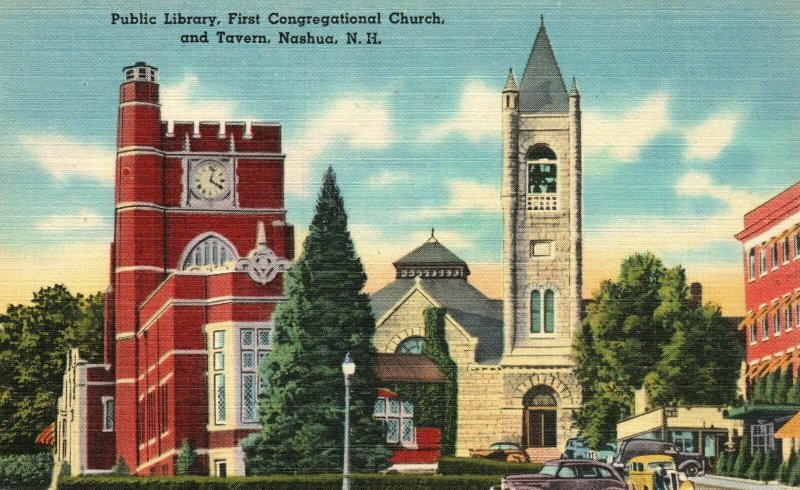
[539, 465, 559, 476]
[648, 462, 675, 470]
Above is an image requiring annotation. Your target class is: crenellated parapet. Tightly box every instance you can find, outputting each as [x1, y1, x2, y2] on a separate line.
[161, 121, 281, 154]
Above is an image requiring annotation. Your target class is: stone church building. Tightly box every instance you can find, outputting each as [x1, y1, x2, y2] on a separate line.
[371, 18, 583, 461]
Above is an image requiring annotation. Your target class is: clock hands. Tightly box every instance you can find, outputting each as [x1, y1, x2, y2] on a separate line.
[208, 174, 224, 190]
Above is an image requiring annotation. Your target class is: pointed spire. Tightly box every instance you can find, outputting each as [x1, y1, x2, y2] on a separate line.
[256, 221, 267, 249]
[183, 132, 191, 151]
[519, 17, 568, 113]
[570, 77, 580, 96]
[541, 14, 544, 27]
[503, 68, 518, 92]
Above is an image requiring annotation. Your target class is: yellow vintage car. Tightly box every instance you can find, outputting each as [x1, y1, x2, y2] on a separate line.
[625, 454, 695, 490]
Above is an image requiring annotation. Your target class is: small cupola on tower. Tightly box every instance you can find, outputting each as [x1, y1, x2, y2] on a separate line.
[392, 229, 470, 279]
[123, 61, 158, 83]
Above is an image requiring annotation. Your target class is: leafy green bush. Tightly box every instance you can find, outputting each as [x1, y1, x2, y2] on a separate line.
[437, 456, 542, 475]
[59, 474, 501, 489]
[0, 452, 53, 488]
[732, 436, 751, 477]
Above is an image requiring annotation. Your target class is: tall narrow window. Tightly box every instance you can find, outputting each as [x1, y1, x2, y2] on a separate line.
[775, 312, 781, 336]
[530, 290, 542, 334]
[786, 307, 793, 332]
[214, 374, 226, 424]
[783, 239, 790, 264]
[544, 290, 555, 333]
[772, 244, 779, 269]
[760, 249, 767, 274]
[795, 234, 800, 259]
[762, 318, 769, 341]
[748, 248, 756, 280]
[526, 144, 558, 211]
[102, 397, 114, 432]
[241, 327, 271, 423]
[750, 323, 757, 345]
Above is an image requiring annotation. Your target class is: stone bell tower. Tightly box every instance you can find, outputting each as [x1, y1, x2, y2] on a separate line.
[501, 17, 582, 367]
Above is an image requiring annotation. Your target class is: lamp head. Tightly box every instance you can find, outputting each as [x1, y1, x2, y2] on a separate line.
[342, 352, 356, 377]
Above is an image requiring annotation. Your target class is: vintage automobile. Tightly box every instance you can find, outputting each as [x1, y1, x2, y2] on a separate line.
[613, 439, 704, 477]
[595, 441, 618, 463]
[498, 458, 628, 490]
[469, 441, 529, 462]
[625, 454, 695, 490]
[562, 436, 591, 459]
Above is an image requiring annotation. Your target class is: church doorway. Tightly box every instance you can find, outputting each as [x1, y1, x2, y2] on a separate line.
[522, 386, 557, 448]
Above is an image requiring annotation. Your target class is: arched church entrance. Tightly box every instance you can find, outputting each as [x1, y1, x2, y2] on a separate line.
[522, 386, 558, 449]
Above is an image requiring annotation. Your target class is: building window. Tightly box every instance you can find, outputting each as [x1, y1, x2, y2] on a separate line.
[374, 395, 415, 446]
[526, 144, 558, 211]
[762, 317, 769, 341]
[795, 233, 800, 259]
[214, 374, 226, 424]
[775, 312, 782, 336]
[783, 238, 790, 264]
[760, 248, 767, 274]
[396, 337, 425, 354]
[180, 233, 238, 271]
[241, 328, 271, 423]
[748, 248, 756, 280]
[772, 243, 779, 270]
[159, 385, 167, 435]
[102, 397, 114, 432]
[213, 331, 225, 349]
[751, 423, 775, 453]
[787, 307, 794, 332]
[750, 323, 757, 345]
[531, 240, 553, 257]
[530, 289, 556, 334]
[523, 387, 557, 448]
[214, 460, 227, 478]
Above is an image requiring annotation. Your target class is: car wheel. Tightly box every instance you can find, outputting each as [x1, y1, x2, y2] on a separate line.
[683, 464, 699, 477]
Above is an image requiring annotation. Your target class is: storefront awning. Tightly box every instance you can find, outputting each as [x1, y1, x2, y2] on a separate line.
[725, 403, 800, 421]
[35, 422, 54, 446]
[776, 410, 800, 439]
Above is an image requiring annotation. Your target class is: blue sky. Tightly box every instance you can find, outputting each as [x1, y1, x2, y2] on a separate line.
[1, 0, 799, 313]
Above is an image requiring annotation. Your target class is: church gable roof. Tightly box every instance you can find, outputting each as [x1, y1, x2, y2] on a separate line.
[393, 237, 467, 268]
[519, 18, 569, 114]
[370, 278, 503, 364]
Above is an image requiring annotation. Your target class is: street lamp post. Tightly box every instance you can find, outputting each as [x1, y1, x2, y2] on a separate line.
[342, 352, 356, 490]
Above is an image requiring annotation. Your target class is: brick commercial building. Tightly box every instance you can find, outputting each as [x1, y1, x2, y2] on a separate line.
[732, 181, 800, 460]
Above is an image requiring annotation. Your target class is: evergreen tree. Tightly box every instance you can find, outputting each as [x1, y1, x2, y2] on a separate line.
[724, 445, 736, 475]
[715, 450, 727, 476]
[175, 438, 197, 475]
[243, 167, 389, 474]
[745, 449, 763, 481]
[759, 448, 779, 482]
[789, 450, 800, 487]
[764, 370, 778, 404]
[775, 368, 791, 404]
[753, 376, 766, 403]
[112, 457, 129, 476]
[787, 370, 800, 404]
[732, 436, 751, 478]
[777, 448, 795, 484]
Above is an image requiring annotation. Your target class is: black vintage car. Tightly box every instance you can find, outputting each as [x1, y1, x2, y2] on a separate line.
[499, 459, 628, 490]
[613, 439, 705, 477]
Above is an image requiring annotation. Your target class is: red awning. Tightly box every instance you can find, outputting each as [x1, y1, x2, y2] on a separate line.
[35, 422, 55, 446]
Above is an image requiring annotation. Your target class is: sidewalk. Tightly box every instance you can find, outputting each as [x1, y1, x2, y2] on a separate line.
[692, 474, 797, 489]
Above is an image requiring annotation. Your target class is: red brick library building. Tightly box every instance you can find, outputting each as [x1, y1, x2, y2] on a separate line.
[55, 62, 294, 476]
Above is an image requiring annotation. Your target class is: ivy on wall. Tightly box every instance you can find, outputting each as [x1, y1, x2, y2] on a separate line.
[423, 306, 458, 457]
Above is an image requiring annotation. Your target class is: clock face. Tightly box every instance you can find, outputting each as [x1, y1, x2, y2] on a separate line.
[192, 161, 230, 200]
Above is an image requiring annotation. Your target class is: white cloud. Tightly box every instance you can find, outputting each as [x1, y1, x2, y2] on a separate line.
[369, 169, 410, 187]
[583, 94, 671, 162]
[36, 208, 109, 233]
[420, 80, 500, 142]
[684, 112, 739, 160]
[411, 180, 500, 219]
[21, 134, 116, 183]
[160, 74, 248, 123]
[285, 97, 394, 197]
[588, 170, 766, 261]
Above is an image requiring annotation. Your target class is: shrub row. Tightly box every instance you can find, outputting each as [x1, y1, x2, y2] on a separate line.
[59, 474, 501, 490]
[716, 438, 800, 485]
[0, 452, 53, 488]
[438, 456, 542, 475]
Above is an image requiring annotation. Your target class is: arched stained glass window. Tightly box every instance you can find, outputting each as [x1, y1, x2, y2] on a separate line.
[180, 233, 238, 271]
[396, 337, 425, 354]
